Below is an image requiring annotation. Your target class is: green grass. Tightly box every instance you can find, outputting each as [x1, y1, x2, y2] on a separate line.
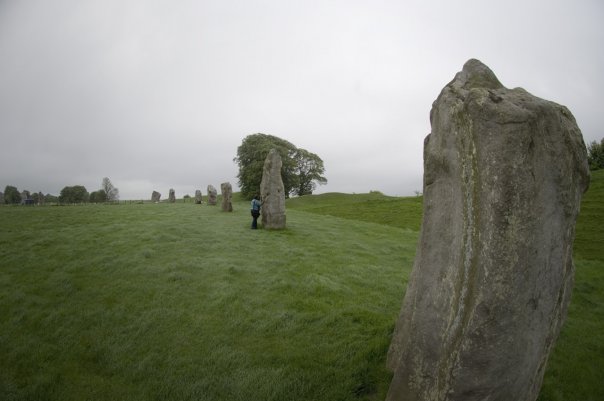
[287, 192, 423, 231]
[0, 201, 417, 400]
[0, 171, 602, 400]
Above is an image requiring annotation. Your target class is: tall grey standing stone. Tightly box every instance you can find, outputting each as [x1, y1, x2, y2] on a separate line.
[195, 190, 202, 204]
[220, 182, 233, 212]
[386, 59, 590, 401]
[168, 188, 176, 203]
[151, 191, 161, 203]
[207, 185, 217, 205]
[260, 149, 286, 229]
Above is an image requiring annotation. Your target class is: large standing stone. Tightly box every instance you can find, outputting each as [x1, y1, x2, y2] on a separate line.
[151, 191, 161, 203]
[386, 59, 590, 401]
[220, 182, 233, 212]
[195, 190, 202, 204]
[207, 185, 217, 205]
[168, 188, 176, 203]
[260, 148, 286, 229]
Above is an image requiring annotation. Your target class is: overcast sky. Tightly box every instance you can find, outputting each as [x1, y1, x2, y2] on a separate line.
[1, 0, 602, 200]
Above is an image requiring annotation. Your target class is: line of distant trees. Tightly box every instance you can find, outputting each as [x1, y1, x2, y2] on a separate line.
[1, 177, 119, 205]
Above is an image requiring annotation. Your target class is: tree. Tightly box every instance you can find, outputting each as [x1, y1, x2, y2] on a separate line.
[44, 193, 58, 204]
[291, 148, 327, 196]
[31, 192, 40, 204]
[3, 185, 21, 204]
[587, 138, 604, 170]
[89, 189, 107, 203]
[59, 185, 89, 204]
[234, 133, 327, 199]
[102, 177, 119, 201]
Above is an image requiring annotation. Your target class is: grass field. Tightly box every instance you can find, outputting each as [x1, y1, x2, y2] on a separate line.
[0, 171, 602, 400]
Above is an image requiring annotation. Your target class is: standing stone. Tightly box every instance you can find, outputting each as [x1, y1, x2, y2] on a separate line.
[207, 185, 217, 205]
[0, 192, 4, 205]
[386, 59, 590, 401]
[168, 188, 176, 203]
[220, 182, 233, 212]
[260, 148, 286, 229]
[195, 190, 202, 204]
[151, 191, 161, 203]
[37, 191, 44, 205]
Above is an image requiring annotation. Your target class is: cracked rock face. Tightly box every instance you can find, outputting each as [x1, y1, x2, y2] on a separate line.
[220, 182, 233, 212]
[260, 149, 286, 229]
[386, 59, 589, 401]
[207, 185, 217, 205]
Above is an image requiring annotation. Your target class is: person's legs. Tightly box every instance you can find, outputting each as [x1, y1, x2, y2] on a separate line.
[251, 212, 258, 229]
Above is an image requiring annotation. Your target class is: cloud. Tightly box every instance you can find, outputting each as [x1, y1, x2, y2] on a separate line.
[1, 0, 602, 199]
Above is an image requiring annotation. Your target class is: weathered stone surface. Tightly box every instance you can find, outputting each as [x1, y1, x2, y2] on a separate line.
[386, 59, 590, 401]
[207, 185, 217, 205]
[168, 188, 176, 203]
[195, 190, 202, 204]
[260, 148, 286, 229]
[220, 182, 233, 212]
[151, 191, 161, 203]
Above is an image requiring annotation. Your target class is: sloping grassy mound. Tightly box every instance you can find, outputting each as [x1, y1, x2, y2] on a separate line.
[287, 192, 423, 231]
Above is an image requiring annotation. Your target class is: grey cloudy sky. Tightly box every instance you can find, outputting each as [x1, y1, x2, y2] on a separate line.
[1, 0, 602, 200]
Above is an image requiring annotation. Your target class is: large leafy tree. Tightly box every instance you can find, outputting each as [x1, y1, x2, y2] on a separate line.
[3, 185, 21, 204]
[234, 133, 327, 199]
[59, 185, 89, 204]
[292, 148, 328, 196]
[587, 138, 604, 170]
[89, 189, 107, 203]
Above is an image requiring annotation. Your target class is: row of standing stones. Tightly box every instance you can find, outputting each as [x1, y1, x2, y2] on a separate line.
[151, 155, 286, 229]
[386, 59, 590, 401]
[149, 185, 223, 207]
[145, 150, 287, 230]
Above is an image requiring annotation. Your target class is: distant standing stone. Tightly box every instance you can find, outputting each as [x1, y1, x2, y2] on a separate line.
[260, 148, 286, 229]
[220, 182, 233, 212]
[168, 188, 176, 203]
[195, 190, 202, 204]
[207, 185, 217, 205]
[386, 59, 590, 401]
[151, 191, 161, 203]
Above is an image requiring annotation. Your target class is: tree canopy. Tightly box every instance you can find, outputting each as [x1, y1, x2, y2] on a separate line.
[3, 185, 21, 204]
[59, 185, 89, 204]
[587, 138, 604, 170]
[234, 133, 327, 199]
[89, 190, 107, 203]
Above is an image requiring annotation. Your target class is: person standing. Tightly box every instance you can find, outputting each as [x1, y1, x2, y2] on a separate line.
[250, 195, 261, 229]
